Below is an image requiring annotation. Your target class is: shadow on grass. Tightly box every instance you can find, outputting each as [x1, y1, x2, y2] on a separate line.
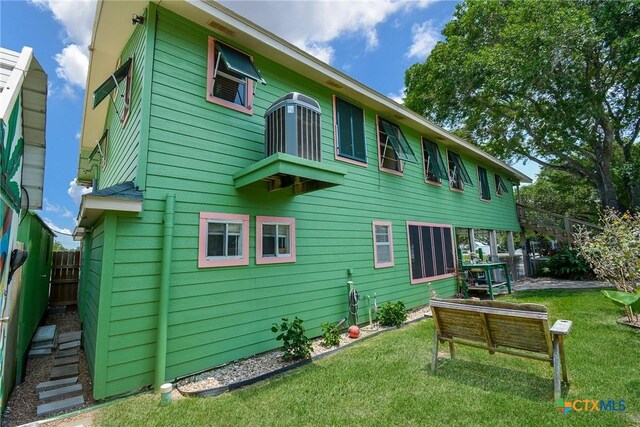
[429, 357, 566, 402]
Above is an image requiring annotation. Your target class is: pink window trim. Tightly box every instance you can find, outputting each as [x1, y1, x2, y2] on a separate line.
[256, 216, 296, 265]
[421, 137, 442, 186]
[405, 221, 457, 285]
[376, 115, 404, 176]
[372, 220, 394, 268]
[333, 95, 368, 168]
[198, 212, 250, 268]
[206, 36, 254, 116]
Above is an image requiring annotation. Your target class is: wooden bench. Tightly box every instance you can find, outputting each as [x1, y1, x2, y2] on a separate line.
[429, 298, 572, 400]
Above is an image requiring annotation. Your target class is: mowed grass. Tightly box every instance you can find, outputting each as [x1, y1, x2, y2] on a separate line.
[97, 290, 639, 426]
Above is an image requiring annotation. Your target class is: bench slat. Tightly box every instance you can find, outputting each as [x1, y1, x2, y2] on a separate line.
[431, 300, 549, 320]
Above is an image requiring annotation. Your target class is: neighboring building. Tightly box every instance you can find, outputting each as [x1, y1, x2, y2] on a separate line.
[74, 1, 531, 400]
[0, 46, 47, 410]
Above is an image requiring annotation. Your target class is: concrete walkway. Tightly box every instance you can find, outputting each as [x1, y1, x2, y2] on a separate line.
[512, 277, 612, 291]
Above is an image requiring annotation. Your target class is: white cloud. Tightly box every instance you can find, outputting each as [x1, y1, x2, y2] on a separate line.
[30, 0, 97, 92]
[67, 178, 92, 205]
[55, 44, 89, 89]
[388, 87, 406, 104]
[406, 21, 439, 60]
[222, 1, 434, 63]
[298, 42, 335, 64]
[43, 198, 74, 218]
[42, 217, 73, 235]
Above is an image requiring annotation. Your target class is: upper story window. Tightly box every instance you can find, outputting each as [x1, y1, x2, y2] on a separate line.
[88, 129, 109, 171]
[334, 96, 366, 165]
[92, 56, 133, 124]
[377, 117, 418, 174]
[198, 212, 250, 268]
[207, 36, 266, 115]
[256, 216, 296, 264]
[495, 174, 509, 196]
[372, 221, 394, 268]
[447, 150, 473, 191]
[422, 138, 448, 184]
[478, 166, 491, 201]
[407, 222, 456, 284]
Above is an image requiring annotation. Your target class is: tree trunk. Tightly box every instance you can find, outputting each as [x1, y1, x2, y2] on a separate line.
[594, 160, 620, 210]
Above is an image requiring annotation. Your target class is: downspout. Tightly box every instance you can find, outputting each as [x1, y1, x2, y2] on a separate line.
[154, 193, 175, 391]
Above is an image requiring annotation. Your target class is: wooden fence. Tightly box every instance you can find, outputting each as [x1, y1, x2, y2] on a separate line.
[49, 251, 80, 306]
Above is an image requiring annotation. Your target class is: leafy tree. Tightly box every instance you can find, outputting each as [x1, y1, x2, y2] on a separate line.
[405, 0, 640, 210]
[520, 168, 600, 222]
[52, 241, 69, 252]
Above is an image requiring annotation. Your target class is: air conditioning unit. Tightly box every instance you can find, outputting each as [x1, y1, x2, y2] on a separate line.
[264, 92, 322, 162]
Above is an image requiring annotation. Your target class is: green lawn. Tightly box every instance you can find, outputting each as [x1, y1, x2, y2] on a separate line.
[97, 290, 639, 426]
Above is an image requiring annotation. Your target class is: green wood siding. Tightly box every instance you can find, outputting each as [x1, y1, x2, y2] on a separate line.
[15, 213, 53, 385]
[91, 5, 523, 398]
[97, 20, 146, 189]
[81, 220, 104, 384]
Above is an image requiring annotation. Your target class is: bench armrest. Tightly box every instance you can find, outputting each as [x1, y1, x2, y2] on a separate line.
[550, 319, 572, 335]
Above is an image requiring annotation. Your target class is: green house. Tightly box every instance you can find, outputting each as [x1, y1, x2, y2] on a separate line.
[74, 1, 531, 400]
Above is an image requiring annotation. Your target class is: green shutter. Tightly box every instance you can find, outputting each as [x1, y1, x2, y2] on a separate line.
[351, 104, 366, 162]
[424, 140, 448, 180]
[217, 42, 266, 84]
[379, 119, 418, 163]
[495, 174, 509, 194]
[478, 167, 491, 200]
[93, 57, 132, 108]
[449, 151, 474, 186]
[336, 98, 366, 163]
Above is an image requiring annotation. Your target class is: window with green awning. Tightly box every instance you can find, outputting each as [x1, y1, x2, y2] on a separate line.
[422, 138, 448, 183]
[447, 150, 474, 190]
[495, 174, 509, 195]
[478, 166, 491, 200]
[93, 57, 132, 109]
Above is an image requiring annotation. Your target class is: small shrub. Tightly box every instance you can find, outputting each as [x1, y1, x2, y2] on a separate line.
[320, 322, 341, 348]
[377, 301, 407, 327]
[545, 249, 593, 280]
[271, 317, 312, 361]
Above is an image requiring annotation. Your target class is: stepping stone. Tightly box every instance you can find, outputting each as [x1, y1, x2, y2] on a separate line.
[29, 348, 52, 358]
[33, 325, 57, 343]
[59, 331, 81, 344]
[39, 383, 83, 401]
[55, 348, 78, 358]
[50, 364, 78, 380]
[53, 355, 79, 367]
[47, 306, 66, 314]
[32, 340, 55, 350]
[59, 340, 80, 351]
[36, 377, 78, 392]
[37, 395, 84, 417]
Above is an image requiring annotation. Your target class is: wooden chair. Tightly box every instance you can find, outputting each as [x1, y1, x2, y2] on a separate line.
[429, 298, 572, 400]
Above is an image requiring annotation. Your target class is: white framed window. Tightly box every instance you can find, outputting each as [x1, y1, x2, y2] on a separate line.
[257, 216, 296, 264]
[372, 221, 394, 268]
[198, 213, 249, 268]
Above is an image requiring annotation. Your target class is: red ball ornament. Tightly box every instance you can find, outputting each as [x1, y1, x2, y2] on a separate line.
[348, 325, 360, 339]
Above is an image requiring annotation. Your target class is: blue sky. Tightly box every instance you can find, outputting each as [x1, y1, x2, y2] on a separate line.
[1, 0, 539, 248]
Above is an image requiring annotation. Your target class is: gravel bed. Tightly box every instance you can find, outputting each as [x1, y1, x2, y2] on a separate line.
[2, 307, 95, 427]
[177, 305, 431, 394]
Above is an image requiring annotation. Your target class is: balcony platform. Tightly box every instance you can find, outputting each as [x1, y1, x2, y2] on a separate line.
[233, 153, 346, 195]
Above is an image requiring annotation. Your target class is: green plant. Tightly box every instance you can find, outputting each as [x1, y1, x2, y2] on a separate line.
[271, 317, 312, 361]
[545, 249, 593, 280]
[377, 301, 407, 327]
[574, 209, 640, 293]
[320, 322, 341, 348]
[601, 289, 640, 324]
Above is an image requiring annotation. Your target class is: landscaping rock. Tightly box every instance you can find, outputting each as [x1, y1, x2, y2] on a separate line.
[53, 356, 79, 367]
[36, 395, 84, 417]
[50, 364, 78, 380]
[39, 383, 83, 401]
[35, 377, 78, 392]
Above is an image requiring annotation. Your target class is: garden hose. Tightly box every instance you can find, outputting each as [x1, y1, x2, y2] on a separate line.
[349, 287, 359, 325]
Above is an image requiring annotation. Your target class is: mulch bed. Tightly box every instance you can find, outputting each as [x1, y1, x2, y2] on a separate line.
[1, 306, 95, 427]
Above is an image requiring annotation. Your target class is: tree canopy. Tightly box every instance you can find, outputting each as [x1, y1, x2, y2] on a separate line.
[405, 0, 640, 211]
